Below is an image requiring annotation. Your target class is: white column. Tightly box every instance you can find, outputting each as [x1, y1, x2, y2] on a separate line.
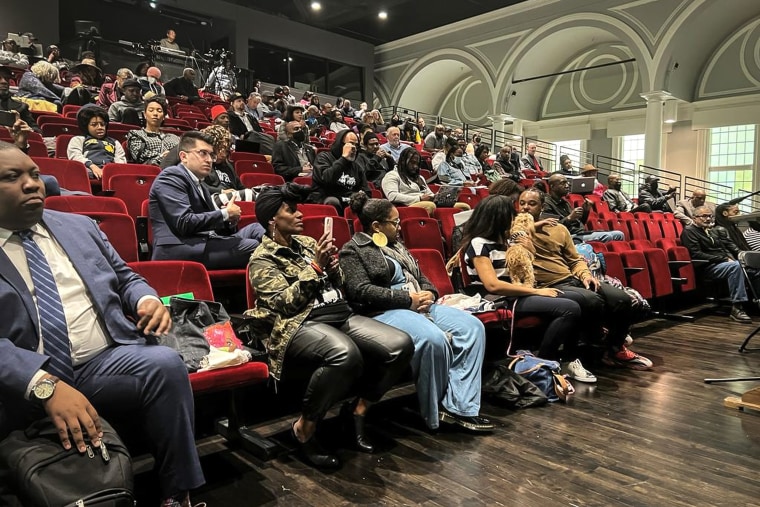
[639, 91, 672, 168]
[488, 114, 509, 151]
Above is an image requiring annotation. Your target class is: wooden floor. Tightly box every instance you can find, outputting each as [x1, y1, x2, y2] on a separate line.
[136, 305, 760, 506]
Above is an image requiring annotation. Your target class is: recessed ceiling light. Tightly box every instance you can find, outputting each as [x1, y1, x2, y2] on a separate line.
[378, 10, 388, 20]
[311, 1, 321, 10]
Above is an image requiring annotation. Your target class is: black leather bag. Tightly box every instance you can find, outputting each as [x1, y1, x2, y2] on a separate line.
[0, 418, 135, 507]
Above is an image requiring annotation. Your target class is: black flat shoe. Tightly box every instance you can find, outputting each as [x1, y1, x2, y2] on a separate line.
[340, 402, 375, 453]
[291, 421, 340, 468]
[439, 409, 494, 433]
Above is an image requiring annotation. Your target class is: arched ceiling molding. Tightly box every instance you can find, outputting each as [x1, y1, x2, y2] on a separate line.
[494, 13, 653, 117]
[542, 45, 640, 119]
[650, 0, 760, 100]
[609, 0, 696, 51]
[390, 49, 496, 111]
[696, 17, 760, 99]
[372, 79, 391, 108]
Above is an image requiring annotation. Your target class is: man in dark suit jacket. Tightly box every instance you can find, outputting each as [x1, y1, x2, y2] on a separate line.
[0, 141, 204, 506]
[272, 121, 316, 181]
[0, 65, 40, 133]
[149, 131, 265, 269]
[681, 205, 760, 323]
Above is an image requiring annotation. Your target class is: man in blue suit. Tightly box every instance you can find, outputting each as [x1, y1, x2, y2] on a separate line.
[149, 130, 265, 269]
[0, 141, 205, 507]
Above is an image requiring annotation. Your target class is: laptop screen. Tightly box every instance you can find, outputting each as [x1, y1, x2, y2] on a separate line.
[569, 176, 595, 194]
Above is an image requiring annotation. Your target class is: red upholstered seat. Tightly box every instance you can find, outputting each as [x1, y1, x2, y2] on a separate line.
[240, 173, 285, 187]
[400, 217, 444, 256]
[76, 212, 138, 262]
[109, 174, 157, 221]
[46, 195, 128, 214]
[189, 362, 269, 392]
[298, 203, 339, 217]
[101, 163, 160, 190]
[234, 160, 275, 176]
[34, 157, 92, 193]
[301, 216, 351, 249]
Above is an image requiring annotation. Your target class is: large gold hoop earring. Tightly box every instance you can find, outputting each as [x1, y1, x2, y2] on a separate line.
[372, 231, 387, 247]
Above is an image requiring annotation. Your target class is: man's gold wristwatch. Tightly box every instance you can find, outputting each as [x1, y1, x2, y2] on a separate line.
[31, 376, 60, 402]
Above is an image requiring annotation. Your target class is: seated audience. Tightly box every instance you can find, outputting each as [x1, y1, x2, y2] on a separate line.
[366, 110, 386, 134]
[603, 174, 651, 213]
[379, 126, 411, 163]
[97, 68, 133, 109]
[228, 92, 263, 138]
[681, 205, 760, 323]
[107, 78, 144, 125]
[490, 145, 523, 182]
[277, 104, 306, 141]
[438, 137, 475, 187]
[328, 110, 350, 133]
[355, 131, 393, 188]
[0, 38, 29, 67]
[209, 104, 230, 129]
[423, 124, 446, 153]
[638, 175, 677, 212]
[382, 148, 437, 215]
[714, 203, 752, 252]
[61, 76, 92, 107]
[247, 184, 413, 467]
[163, 68, 202, 103]
[520, 142, 546, 175]
[399, 117, 421, 143]
[312, 129, 370, 211]
[0, 65, 40, 132]
[579, 164, 606, 197]
[272, 121, 316, 182]
[417, 117, 432, 138]
[542, 173, 624, 243]
[675, 189, 715, 226]
[558, 155, 575, 175]
[341, 192, 494, 430]
[67, 105, 127, 179]
[519, 188, 652, 369]
[460, 194, 594, 382]
[744, 221, 760, 251]
[149, 131, 265, 269]
[0, 141, 205, 506]
[17, 61, 63, 109]
[304, 105, 321, 134]
[138, 66, 165, 97]
[126, 97, 179, 165]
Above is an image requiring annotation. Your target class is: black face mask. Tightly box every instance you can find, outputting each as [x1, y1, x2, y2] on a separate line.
[613, 182, 622, 190]
[292, 130, 306, 143]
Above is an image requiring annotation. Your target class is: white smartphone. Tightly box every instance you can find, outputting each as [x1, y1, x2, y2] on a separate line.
[323, 216, 333, 244]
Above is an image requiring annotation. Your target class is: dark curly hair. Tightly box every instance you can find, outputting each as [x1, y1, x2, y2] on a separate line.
[349, 191, 394, 232]
[76, 105, 110, 136]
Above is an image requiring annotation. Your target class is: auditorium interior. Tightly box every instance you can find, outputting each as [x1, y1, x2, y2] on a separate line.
[2, 0, 760, 505]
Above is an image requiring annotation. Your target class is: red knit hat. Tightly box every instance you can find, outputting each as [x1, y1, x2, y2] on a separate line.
[210, 105, 228, 121]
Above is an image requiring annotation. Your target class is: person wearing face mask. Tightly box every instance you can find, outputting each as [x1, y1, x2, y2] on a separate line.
[638, 175, 677, 212]
[311, 129, 370, 212]
[437, 136, 475, 187]
[272, 121, 317, 182]
[681, 205, 760, 323]
[603, 175, 652, 213]
[138, 66, 165, 97]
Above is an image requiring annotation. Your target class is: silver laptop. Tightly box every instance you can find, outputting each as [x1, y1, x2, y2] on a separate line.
[569, 176, 595, 194]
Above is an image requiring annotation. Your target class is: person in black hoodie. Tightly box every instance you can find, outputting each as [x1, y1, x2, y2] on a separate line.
[354, 131, 393, 188]
[311, 129, 370, 212]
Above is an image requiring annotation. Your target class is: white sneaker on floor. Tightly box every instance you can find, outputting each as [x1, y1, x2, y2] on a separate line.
[565, 359, 597, 383]
[624, 334, 633, 346]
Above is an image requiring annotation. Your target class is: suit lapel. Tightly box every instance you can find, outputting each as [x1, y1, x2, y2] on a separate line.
[0, 247, 39, 339]
[178, 165, 212, 211]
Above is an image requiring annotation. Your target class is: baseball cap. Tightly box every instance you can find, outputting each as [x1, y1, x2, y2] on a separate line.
[121, 78, 141, 89]
[228, 92, 244, 103]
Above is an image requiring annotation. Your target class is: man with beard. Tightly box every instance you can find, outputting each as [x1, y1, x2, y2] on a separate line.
[163, 68, 202, 104]
[543, 173, 624, 243]
[638, 175, 677, 212]
[491, 145, 523, 182]
[0, 65, 39, 133]
[603, 174, 652, 213]
[272, 121, 316, 182]
[423, 124, 446, 153]
[355, 131, 393, 188]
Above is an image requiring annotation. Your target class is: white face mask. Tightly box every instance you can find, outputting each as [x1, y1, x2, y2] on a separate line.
[148, 76, 156, 84]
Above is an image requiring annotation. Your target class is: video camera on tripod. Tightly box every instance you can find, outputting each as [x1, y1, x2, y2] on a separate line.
[204, 48, 234, 67]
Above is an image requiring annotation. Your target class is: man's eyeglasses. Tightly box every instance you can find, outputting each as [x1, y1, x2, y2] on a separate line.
[187, 149, 217, 161]
[695, 214, 713, 219]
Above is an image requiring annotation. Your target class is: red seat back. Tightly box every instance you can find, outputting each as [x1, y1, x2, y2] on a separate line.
[128, 260, 214, 301]
[301, 216, 351, 250]
[230, 152, 268, 163]
[109, 174, 157, 220]
[400, 217, 444, 256]
[619, 249, 653, 299]
[33, 158, 91, 193]
[76, 212, 138, 262]
[239, 173, 285, 188]
[298, 203, 339, 217]
[409, 248, 454, 296]
[46, 195, 128, 214]
[54, 134, 74, 158]
[101, 163, 160, 190]
[234, 160, 275, 176]
[397, 206, 429, 221]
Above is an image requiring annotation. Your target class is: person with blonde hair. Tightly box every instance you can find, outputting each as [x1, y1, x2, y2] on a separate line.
[17, 60, 62, 108]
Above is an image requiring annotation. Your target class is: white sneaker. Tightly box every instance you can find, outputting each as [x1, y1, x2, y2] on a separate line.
[624, 334, 633, 346]
[565, 359, 597, 383]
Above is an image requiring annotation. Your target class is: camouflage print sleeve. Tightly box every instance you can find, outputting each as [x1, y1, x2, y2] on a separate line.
[249, 255, 322, 318]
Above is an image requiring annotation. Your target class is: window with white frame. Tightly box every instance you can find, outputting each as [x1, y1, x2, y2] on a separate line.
[708, 125, 755, 211]
[618, 134, 645, 195]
